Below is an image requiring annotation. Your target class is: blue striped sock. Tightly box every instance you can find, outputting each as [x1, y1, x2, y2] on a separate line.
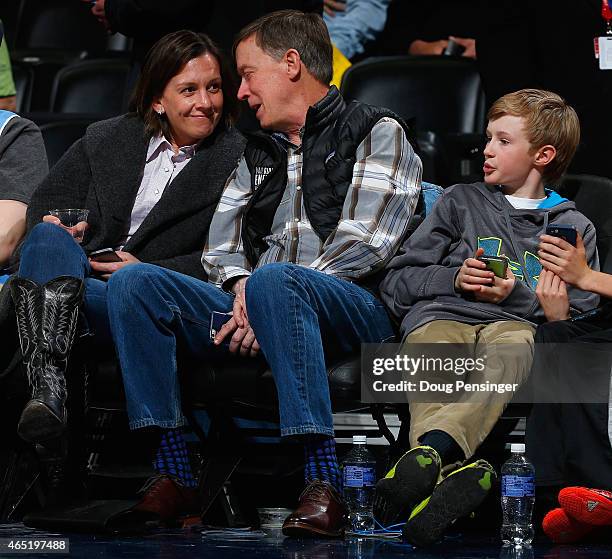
[153, 428, 197, 488]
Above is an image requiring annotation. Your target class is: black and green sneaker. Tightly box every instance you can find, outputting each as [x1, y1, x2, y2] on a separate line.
[402, 459, 497, 547]
[375, 446, 441, 526]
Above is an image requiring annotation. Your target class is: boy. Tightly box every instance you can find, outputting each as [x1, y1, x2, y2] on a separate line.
[376, 89, 600, 546]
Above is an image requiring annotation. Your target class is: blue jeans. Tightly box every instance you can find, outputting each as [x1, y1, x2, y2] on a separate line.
[106, 262, 395, 436]
[18, 222, 113, 345]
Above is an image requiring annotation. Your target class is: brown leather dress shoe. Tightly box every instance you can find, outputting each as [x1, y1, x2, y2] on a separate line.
[131, 474, 200, 524]
[282, 480, 347, 538]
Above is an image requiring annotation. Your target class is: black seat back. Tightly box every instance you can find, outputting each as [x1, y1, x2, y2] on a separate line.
[11, 62, 33, 113]
[340, 56, 486, 135]
[39, 119, 96, 168]
[13, 0, 107, 52]
[49, 59, 130, 117]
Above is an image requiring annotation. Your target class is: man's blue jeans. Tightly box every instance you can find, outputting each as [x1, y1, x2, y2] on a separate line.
[18, 222, 113, 346]
[106, 262, 395, 436]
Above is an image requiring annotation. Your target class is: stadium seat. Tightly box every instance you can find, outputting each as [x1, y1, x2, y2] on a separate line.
[49, 59, 130, 117]
[11, 62, 33, 113]
[39, 119, 95, 168]
[12, 0, 107, 53]
[340, 56, 486, 135]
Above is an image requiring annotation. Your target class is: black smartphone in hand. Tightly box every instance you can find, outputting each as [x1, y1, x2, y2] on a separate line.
[89, 248, 122, 263]
[209, 311, 233, 345]
[546, 225, 577, 247]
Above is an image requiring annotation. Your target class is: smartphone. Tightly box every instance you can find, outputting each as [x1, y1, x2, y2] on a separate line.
[89, 248, 123, 263]
[209, 311, 233, 344]
[443, 39, 466, 57]
[546, 225, 577, 247]
[478, 255, 508, 278]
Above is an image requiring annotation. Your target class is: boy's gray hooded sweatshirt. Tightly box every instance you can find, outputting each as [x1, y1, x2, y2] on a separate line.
[380, 182, 600, 338]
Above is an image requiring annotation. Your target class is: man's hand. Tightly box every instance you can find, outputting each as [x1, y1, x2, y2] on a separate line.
[449, 36, 477, 59]
[42, 214, 89, 241]
[536, 269, 570, 321]
[81, 0, 109, 30]
[409, 39, 449, 56]
[231, 277, 249, 328]
[455, 247, 494, 292]
[323, 0, 347, 17]
[213, 277, 260, 357]
[0, 96, 17, 112]
[89, 250, 140, 279]
[538, 233, 592, 290]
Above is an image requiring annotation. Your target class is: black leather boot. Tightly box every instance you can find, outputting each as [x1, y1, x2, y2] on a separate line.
[10, 276, 84, 443]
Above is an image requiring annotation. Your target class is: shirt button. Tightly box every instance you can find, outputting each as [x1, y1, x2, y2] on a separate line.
[294, 217, 300, 222]
[296, 186, 302, 191]
[164, 168, 170, 172]
[155, 189, 159, 195]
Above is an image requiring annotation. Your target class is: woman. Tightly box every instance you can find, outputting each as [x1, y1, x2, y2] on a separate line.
[2, 30, 244, 464]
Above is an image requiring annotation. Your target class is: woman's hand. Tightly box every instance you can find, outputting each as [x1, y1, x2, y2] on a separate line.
[89, 251, 140, 279]
[536, 269, 570, 321]
[538, 232, 592, 290]
[42, 214, 89, 241]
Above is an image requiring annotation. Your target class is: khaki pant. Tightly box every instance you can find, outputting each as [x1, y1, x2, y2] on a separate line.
[403, 320, 535, 459]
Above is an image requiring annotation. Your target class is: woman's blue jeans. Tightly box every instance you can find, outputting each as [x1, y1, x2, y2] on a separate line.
[106, 262, 395, 437]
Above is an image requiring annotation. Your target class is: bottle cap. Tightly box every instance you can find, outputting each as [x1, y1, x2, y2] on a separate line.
[510, 443, 525, 453]
[353, 435, 367, 444]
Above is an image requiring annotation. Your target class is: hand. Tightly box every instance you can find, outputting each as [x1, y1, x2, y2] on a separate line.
[455, 247, 495, 293]
[408, 39, 449, 56]
[538, 233, 592, 290]
[42, 214, 89, 241]
[536, 269, 570, 321]
[323, 0, 347, 17]
[0, 96, 17, 112]
[449, 36, 477, 59]
[475, 266, 515, 304]
[213, 316, 260, 357]
[231, 277, 249, 328]
[88, 250, 140, 279]
[82, 0, 109, 30]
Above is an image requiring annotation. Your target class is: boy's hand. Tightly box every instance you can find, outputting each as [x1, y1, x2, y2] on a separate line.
[455, 248, 495, 293]
[538, 232, 592, 290]
[474, 266, 515, 304]
[536, 269, 570, 321]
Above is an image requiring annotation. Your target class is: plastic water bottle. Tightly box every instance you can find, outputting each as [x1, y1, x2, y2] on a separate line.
[342, 435, 376, 533]
[501, 443, 535, 545]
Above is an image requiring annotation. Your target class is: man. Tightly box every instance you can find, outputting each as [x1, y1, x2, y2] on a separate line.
[105, 10, 421, 532]
[0, 113, 48, 272]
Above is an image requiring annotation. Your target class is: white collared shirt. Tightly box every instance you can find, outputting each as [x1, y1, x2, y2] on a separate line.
[119, 135, 197, 247]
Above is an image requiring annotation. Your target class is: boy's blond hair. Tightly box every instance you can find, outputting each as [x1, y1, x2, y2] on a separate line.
[487, 89, 580, 184]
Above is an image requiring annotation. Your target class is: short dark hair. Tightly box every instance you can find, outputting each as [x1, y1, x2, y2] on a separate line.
[233, 10, 333, 85]
[130, 30, 239, 140]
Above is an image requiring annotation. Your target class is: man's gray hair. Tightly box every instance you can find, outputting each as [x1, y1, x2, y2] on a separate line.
[234, 10, 333, 85]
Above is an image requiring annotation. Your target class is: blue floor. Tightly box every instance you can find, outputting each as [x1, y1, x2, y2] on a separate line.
[0, 524, 610, 558]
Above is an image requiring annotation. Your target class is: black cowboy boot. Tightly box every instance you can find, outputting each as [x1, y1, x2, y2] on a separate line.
[10, 276, 84, 443]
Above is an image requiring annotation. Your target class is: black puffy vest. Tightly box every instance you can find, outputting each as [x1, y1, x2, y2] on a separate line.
[241, 87, 415, 266]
